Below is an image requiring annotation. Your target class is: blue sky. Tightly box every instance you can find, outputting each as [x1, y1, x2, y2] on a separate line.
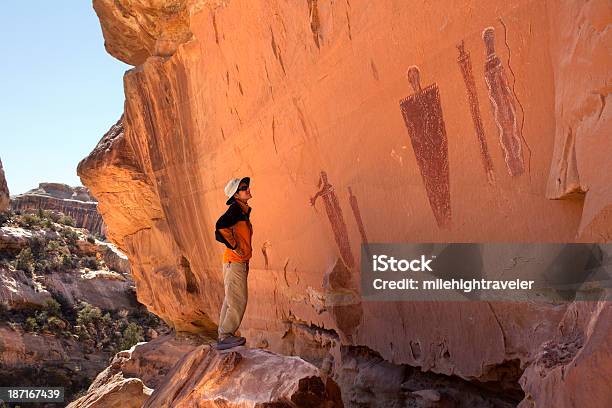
[0, 3, 130, 195]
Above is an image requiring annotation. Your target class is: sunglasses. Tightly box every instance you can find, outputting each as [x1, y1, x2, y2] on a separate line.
[237, 185, 250, 191]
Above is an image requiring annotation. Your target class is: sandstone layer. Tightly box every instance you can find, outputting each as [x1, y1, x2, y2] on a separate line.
[11, 183, 106, 237]
[80, 1, 611, 406]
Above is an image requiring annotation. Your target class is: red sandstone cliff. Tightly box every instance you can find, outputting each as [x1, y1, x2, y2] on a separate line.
[79, 1, 611, 406]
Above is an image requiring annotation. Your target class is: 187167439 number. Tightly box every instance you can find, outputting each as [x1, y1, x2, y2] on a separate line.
[0, 387, 64, 403]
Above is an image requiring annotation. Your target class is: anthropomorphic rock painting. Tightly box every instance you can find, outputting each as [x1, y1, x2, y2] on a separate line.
[457, 41, 496, 185]
[348, 187, 369, 248]
[310, 171, 355, 267]
[482, 27, 525, 176]
[399, 66, 451, 229]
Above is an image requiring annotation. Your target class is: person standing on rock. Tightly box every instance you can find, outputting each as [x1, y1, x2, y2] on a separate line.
[213, 177, 253, 350]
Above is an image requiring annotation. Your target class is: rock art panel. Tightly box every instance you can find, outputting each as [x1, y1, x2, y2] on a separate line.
[457, 40, 495, 185]
[483, 27, 525, 176]
[399, 66, 451, 229]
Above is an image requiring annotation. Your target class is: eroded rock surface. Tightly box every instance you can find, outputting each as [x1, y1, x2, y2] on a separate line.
[0, 157, 8, 212]
[66, 334, 201, 408]
[80, 0, 611, 406]
[146, 345, 343, 407]
[545, 1, 611, 238]
[68, 333, 342, 408]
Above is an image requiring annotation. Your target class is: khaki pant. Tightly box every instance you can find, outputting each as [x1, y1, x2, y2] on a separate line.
[218, 261, 249, 340]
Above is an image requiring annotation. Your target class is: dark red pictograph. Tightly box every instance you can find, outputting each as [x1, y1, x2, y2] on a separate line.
[457, 40, 495, 185]
[399, 66, 451, 229]
[348, 187, 369, 247]
[310, 171, 355, 268]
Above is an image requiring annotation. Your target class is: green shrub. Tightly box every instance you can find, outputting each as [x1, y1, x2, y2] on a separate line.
[35, 259, 51, 274]
[43, 298, 62, 316]
[24, 316, 38, 332]
[76, 302, 103, 327]
[48, 211, 61, 222]
[0, 212, 9, 227]
[58, 215, 75, 227]
[80, 256, 100, 270]
[46, 240, 60, 252]
[15, 248, 34, 273]
[61, 229, 79, 246]
[119, 322, 144, 351]
[30, 236, 47, 259]
[86, 235, 96, 244]
[62, 254, 76, 269]
[41, 218, 56, 231]
[20, 213, 42, 228]
[47, 316, 66, 332]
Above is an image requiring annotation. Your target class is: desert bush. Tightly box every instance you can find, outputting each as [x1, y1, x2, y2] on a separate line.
[20, 213, 42, 229]
[37, 255, 64, 274]
[41, 218, 56, 231]
[47, 316, 66, 332]
[24, 316, 38, 332]
[58, 215, 75, 227]
[15, 248, 34, 273]
[46, 240, 61, 252]
[30, 235, 47, 259]
[86, 235, 96, 244]
[119, 322, 144, 351]
[80, 256, 100, 270]
[0, 211, 10, 226]
[35, 259, 51, 274]
[62, 253, 76, 269]
[76, 302, 103, 327]
[37, 208, 47, 219]
[44, 298, 62, 316]
[61, 228, 79, 246]
[48, 211, 61, 222]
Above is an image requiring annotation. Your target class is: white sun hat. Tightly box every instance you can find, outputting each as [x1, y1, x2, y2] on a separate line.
[224, 177, 250, 205]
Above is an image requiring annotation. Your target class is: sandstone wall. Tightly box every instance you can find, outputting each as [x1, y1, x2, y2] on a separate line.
[80, 1, 611, 405]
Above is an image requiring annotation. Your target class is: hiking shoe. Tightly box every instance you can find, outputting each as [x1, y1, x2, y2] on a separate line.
[214, 335, 246, 350]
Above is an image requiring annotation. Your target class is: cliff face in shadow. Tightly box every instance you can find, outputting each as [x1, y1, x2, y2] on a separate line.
[79, 1, 611, 406]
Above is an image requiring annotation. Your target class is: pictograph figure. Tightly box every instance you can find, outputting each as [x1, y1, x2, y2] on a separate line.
[348, 187, 369, 248]
[482, 27, 525, 176]
[457, 40, 495, 185]
[310, 171, 355, 268]
[399, 66, 451, 229]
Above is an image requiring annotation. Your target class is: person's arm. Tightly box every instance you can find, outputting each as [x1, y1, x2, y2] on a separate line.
[215, 204, 241, 251]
